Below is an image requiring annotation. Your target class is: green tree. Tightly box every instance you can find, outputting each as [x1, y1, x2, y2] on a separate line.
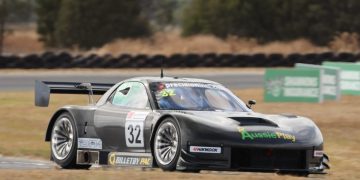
[140, 0, 179, 30]
[272, 0, 335, 45]
[55, 0, 150, 49]
[0, 0, 7, 55]
[182, 0, 277, 40]
[182, 0, 360, 45]
[36, 0, 62, 47]
[5, 0, 34, 23]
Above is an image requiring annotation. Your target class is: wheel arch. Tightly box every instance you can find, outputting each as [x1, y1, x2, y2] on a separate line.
[150, 114, 182, 167]
[45, 108, 76, 141]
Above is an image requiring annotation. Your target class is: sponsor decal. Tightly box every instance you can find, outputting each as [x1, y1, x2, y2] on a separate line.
[284, 77, 318, 87]
[164, 83, 223, 89]
[266, 77, 319, 98]
[126, 111, 149, 121]
[189, 146, 221, 154]
[238, 127, 296, 142]
[313, 150, 324, 157]
[159, 89, 176, 97]
[108, 153, 152, 167]
[265, 77, 283, 97]
[78, 138, 102, 150]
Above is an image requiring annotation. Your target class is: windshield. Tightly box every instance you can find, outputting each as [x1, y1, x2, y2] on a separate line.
[150, 82, 248, 111]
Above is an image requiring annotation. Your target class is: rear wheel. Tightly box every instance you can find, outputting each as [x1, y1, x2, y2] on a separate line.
[50, 113, 90, 169]
[154, 118, 181, 171]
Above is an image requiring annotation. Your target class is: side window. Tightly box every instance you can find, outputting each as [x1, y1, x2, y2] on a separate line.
[112, 82, 150, 109]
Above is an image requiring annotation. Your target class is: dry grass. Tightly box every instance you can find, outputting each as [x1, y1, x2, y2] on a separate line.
[0, 89, 359, 179]
[0, 92, 88, 159]
[93, 31, 330, 56]
[3, 30, 44, 55]
[330, 32, 360, 52]
[3, 28, 360, 55]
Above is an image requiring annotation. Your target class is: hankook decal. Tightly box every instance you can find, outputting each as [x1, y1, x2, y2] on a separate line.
[189, 146, 222, 154]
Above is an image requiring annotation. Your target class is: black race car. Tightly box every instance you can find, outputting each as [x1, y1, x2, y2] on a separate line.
[35, 77, 329, 175]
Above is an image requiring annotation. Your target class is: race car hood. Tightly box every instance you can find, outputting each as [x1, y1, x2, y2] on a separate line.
[165, 110, 324, 148]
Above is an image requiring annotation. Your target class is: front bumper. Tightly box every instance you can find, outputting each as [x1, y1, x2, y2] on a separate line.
[177, 145, 329, 174]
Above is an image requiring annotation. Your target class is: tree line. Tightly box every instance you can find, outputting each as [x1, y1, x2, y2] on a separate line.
[3, 0, 360, 50]
[182, 0, 360, 46]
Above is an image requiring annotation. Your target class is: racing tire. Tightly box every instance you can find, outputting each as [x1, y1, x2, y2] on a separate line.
[50, 113, 91, 169]
[153, 118, 181, 171]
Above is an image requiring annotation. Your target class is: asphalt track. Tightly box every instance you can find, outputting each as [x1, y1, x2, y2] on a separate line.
[0, 70, 263, 169]
[0, 70, 263, 91]
[0, 156, 54, 170]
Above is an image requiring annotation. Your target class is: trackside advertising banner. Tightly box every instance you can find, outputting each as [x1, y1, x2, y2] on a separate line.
[322, 62, 360, 95]
[295, 63, 341, 101]
[264, 69, 322, 103]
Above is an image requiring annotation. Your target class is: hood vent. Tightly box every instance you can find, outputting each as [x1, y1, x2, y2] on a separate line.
[228, 117, 278, 127]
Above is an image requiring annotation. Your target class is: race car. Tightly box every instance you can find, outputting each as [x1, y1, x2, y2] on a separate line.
[35, 76, 329, 175]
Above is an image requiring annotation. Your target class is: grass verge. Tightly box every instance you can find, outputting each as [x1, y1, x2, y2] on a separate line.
[0, 89, 359, 179]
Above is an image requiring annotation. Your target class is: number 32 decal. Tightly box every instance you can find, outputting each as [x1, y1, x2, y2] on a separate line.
[125, 111, 148, 147]
[127, 124, 141, 144]
[125, 121, 144, 147]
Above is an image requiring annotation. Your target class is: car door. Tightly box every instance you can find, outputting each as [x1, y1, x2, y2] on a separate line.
[94, 81, 152, 153]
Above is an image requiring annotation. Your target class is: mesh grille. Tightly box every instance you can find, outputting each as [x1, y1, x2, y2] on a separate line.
[231, 148, 306, 169]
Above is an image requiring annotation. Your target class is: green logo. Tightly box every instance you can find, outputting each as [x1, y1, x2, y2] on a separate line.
[238, 127, 295, 142]
[160, 89, 176, 97]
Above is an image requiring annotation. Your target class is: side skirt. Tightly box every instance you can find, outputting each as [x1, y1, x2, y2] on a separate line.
[77, 151, 153, 168]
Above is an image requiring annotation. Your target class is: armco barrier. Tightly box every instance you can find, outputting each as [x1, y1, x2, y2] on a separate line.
[0, 52, 359, 68]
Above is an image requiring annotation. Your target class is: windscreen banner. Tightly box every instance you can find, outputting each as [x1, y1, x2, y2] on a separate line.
[295, 63, 341, 101]
[264, 69, 322, 103]
[322, 62, 360, 95]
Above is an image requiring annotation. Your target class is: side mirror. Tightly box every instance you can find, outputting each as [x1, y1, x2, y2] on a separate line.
[247, 100, 256, 109]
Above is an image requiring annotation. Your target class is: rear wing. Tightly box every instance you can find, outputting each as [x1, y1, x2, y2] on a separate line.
[35, 80, 115, 107]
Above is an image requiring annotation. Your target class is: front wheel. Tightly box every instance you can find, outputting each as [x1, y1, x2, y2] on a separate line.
[50, 113, 90, 169]
[153, 118, 181, 171]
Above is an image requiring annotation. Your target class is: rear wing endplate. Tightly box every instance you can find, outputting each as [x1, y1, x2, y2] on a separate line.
[35, 80, 114, 107]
